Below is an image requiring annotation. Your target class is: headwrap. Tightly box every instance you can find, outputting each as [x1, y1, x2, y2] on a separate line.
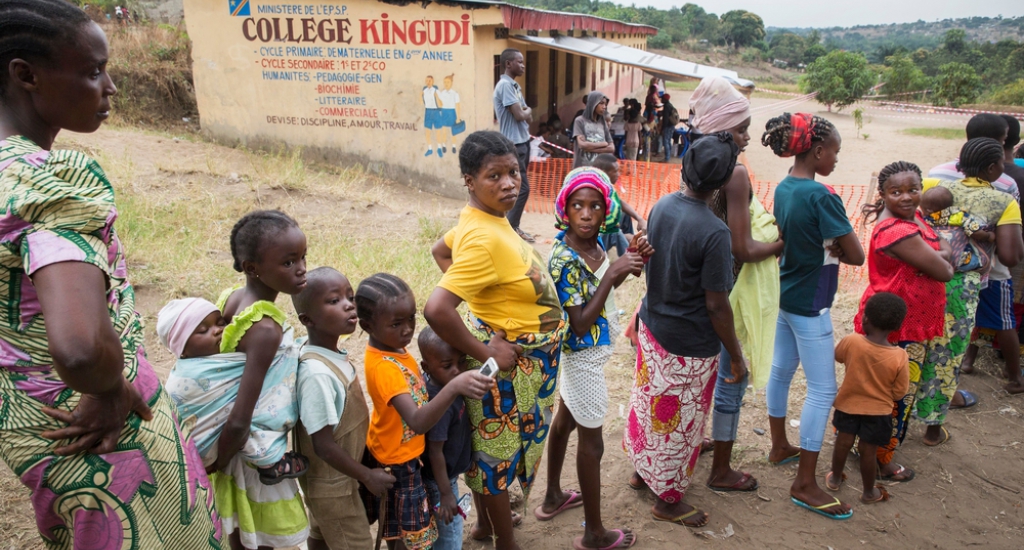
[783, 112, 816, 157]
[555, 167, 622, 234]
[689, 76, 751, 135]
[157, 298, 219, 358]
[682, 132, 740, 193]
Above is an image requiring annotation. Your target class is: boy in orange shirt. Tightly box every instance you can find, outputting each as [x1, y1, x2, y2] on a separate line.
[355, 273, 492, 550]
[827, 292, 910, 505]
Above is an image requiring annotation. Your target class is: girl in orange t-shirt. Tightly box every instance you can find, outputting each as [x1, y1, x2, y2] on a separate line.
[356, 273, 491, 550]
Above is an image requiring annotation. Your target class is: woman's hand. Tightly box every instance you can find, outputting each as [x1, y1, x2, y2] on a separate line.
[40, 377, 153, 455]
[487, 329, 522, 371]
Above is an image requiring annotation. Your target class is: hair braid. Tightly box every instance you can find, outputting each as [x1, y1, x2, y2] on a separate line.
[355, 273, 412, 326]
[229, 210, 299, 272]
[956, 138, 1004, 178]
[761, 113, 835, 157]
[0, 0, 91, 96]
[861, 161, 922, 225]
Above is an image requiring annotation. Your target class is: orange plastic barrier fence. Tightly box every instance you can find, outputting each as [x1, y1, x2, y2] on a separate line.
[526, 157, 874, 289]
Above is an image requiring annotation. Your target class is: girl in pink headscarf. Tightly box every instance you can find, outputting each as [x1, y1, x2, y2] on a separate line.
[688, 76, 783, 495]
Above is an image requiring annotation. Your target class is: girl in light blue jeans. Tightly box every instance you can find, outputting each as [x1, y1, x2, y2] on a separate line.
[761, 112, 864, 520]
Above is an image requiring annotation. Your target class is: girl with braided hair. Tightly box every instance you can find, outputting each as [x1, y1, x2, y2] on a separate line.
[854, 161, 954, 484]
[916, 138, 1024, 446]
[761, 113, 864, 520]
[0, 1, 222, 548]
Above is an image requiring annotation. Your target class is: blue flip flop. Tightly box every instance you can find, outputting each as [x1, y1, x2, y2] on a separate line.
[791, 496, 853, 520]
[949, 389, 978, 410]
[768, 451, 801, 466]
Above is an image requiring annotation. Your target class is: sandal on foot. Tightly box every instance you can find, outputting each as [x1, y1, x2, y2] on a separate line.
[257, 451, 309, 485]
[861, 485, 891, 504]
[790, 496, 853, 520]
[768, 450, 801, 466]
[628, 474, 647, 491]
[825, 472, 846, 492]
[708, 472, 758, 493]
[923, 426, 951, 447]
[534, 490, 583, 521]
[878, 464, 915, 483]
[651, 508, 708, 528]
[572, 529, 637, 550]
[699, 438, 714, 455]
[949, 389, 978, 410]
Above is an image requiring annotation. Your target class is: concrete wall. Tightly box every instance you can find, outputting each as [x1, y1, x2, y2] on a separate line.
[184, 0, 649, 198]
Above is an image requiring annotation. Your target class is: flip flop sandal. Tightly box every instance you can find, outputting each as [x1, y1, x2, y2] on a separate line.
[651, 508, 709, 528]
[825, 471, 846, 492]
[923, 426, 951, 447]
[533, 490, 583, 521]
[768, 450, 801, 466]
[707, 472, 759, 493]
[949, 389, 978, 410]
[699, 438, 714, 455]
[790, 496, 853, 520]
[572, 529, 637, 550]
[628, 475, 647, 491]
[258, 452, 309, 485]
[861, 485, 891, 504]
[878, 464, 916, 483]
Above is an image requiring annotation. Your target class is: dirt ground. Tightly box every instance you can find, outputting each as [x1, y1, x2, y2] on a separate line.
[3, 97, 1023, 550]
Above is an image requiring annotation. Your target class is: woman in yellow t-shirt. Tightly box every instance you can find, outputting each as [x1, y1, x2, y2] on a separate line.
[425, 131, 564, 550]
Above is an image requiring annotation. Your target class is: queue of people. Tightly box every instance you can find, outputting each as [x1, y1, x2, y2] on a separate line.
[4, 4, 1024, 550]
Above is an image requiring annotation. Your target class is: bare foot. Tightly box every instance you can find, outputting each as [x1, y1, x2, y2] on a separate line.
[471, 512, 522, 541]
[1005, 379, 1024, 394]
[628, 472, 647, 490]
[961, 363, 975, 375]
[707, 468, 758, 490]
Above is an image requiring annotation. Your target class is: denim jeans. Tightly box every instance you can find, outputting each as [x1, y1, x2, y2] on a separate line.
[424, 476, 464, 550]
[766, 309, 838, 452]
[662, 130, 674, 160]
[712, 344, 748, 442]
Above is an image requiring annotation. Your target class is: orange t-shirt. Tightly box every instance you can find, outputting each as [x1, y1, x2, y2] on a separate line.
[834, 334, 910, 416]
[364, 346, 429, 465]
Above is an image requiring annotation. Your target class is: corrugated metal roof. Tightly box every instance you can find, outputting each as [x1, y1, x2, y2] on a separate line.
[377, 0, 657, 34]
[510, 34, 755, 89]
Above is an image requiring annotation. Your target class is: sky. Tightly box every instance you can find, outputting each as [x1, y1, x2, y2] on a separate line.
[636, 0, 1024, 29]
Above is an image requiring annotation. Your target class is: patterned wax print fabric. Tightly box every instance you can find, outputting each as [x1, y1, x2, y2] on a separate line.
[876, 340, 928, 466]
[208, 287, 307, 549]
[462, 316, 562, 501]
[915, 271, 982, 425]
[623, 321, 718, 503]
[548, 231, 616, 352]
[0, 136, 222, 549]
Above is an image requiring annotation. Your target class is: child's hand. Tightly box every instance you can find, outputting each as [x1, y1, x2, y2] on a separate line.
[362, 468, 396, 496]
[437, 492, 459, 525]
[487, 329, 523, 371]
[451, 370, 494, 400]
[826, 240, 845, 259]
[629, 230, 655, 257]
[971, 229, 995, 243]
[611, 251, 645, 281]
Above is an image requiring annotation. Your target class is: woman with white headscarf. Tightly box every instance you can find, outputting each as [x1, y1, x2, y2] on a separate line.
[689, 76, 783, 493]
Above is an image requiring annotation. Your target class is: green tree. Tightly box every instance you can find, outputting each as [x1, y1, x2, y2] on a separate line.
[801, 50, 876, 111]
[806, 29, 822, 46]
[933, 62, 981, 107]
[882, 54, 929, 98]
[770, 33, 806, 65]
[647, 32, 673, 50]
[989, 79, 1024, 106]
[720, 10, 765, 49]
[803, 44, 827, 65]
[943, 29, 967, 54]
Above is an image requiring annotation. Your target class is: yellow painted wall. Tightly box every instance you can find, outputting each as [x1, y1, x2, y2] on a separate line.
[184, 0, 651, 197]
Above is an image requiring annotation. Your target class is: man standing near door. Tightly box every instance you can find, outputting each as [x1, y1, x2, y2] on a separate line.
[493, 48, 536, 242]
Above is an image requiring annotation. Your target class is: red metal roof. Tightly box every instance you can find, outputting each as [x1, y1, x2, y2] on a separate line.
[501, 5, 657, 35]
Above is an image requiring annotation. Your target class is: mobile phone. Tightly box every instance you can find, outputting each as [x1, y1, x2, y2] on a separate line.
[479, 357, 499, 378]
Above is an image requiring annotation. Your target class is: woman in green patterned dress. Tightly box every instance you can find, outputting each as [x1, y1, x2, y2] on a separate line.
[0, 2, 221, 548]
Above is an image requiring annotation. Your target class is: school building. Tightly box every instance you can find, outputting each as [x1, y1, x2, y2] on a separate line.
[184, 0, 754, 197]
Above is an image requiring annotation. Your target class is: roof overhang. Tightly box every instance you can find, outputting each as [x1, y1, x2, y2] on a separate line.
[510, 34, 755, 89]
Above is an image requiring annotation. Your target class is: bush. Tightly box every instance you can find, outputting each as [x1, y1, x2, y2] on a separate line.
[801, 50, 876, 112]
[933, 62, 981, 107]
[989, 79, 1024, 106]
[647, 32, 673, 50]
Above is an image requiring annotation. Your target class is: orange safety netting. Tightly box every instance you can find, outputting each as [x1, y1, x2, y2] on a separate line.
[525, 157, 874, 288]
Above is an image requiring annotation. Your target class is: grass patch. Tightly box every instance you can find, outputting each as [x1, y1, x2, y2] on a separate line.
[901, 127, 963, 140]
[105, 23, 196, 128]
[664, 80, 700, 91]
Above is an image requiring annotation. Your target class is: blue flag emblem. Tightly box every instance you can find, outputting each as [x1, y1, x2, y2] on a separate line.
[229, 0, 250, 16]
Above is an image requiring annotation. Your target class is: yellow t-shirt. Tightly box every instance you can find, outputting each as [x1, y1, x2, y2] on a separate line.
[439, 206, 562, 338]
[922, 177, 1022, 226]
[364, 346, 428, 465]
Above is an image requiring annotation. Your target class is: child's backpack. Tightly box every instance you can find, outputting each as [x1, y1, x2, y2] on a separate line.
[665, 105, 680, 127]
